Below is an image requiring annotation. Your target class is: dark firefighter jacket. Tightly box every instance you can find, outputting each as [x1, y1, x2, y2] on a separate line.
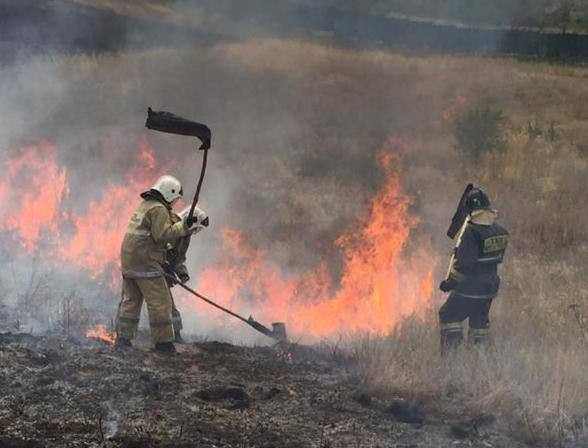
[448, 209, 509, 299]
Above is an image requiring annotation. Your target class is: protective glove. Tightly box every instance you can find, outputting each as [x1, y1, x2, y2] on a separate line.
[439, 278, 457, 292]
[178, 272, 190, 284]
[179, 205, 209, 234]
[162, 262, 179, 286]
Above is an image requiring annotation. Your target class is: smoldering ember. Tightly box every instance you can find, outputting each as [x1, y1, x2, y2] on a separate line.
[2, 1, 588, 447]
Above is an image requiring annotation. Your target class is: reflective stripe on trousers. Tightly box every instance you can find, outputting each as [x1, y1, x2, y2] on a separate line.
[440, 322, 463, 333]
[469, 327, 490, 343]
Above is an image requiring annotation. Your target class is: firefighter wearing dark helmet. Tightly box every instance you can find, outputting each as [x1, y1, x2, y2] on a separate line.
[439, 187, 509, 350]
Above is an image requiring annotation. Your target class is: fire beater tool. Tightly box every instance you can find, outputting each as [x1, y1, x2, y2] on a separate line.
[444, 183, 474, 281]
[146, 109, 288, 342]
[163, 272, 288, 342]
[145, 107, 211, 226]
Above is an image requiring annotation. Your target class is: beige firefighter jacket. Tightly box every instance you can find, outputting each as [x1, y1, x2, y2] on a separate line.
[121, 199, 189, 278]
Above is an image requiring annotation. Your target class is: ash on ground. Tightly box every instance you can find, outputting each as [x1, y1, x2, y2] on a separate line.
[0, 332, 526, 448]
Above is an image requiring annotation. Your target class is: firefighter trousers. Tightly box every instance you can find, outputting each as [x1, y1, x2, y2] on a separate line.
[439, 292, 494, 349]
[116, 276, 175, 343]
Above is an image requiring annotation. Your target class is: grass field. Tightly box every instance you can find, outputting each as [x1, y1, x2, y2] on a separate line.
[4, 34, 588, 445]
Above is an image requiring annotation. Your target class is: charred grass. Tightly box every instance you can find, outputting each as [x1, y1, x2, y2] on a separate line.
[0, 334, 530, 447]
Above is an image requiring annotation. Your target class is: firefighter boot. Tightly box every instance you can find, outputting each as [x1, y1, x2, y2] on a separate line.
[155, 341, 177, 354]
[114, 337, 132, 349]
[440, 322, 464, 354]
[174, 329, 185, 344]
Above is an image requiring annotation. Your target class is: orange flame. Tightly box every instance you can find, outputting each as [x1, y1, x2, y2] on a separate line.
[0, 141, 68, 250]
[58, 140, 167, 286]
[195, 145, 436, 339]
[85, 324, 115, 344]
[1, 137, 436, 340]
[0, 139, 168, 289]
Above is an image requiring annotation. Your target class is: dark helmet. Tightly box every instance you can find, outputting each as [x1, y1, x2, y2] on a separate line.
[465, 188, 491, 213]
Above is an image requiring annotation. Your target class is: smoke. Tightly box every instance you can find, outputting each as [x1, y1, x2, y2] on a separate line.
[0, 0, 487, 340]
[102, 401, 121, 439]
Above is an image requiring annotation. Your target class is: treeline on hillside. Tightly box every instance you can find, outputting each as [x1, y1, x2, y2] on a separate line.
[328, 0, 588, 34]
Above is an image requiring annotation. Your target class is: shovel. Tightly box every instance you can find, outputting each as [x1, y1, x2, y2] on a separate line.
[163, 272, 288, 342]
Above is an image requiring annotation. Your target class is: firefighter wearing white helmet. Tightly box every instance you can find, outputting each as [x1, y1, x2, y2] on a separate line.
[115, 175, 204, 353]
[151, 175, 183, 203]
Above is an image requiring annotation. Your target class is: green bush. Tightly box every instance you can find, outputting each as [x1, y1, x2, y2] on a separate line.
[454, 106, 506, 157]
[526, 120, 559, 143]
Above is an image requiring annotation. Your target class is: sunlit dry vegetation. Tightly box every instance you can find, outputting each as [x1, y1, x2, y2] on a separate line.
[214, 38, 588, 445]
[4, 35, 588, 444]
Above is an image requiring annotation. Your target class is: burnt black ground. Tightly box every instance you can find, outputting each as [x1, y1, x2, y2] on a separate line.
[0, 332, 528, 448]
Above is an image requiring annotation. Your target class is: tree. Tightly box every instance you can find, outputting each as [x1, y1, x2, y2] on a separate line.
[454, 106, 506, 158]
[546, 0, 577, 33]
[511, 0, 547, 29]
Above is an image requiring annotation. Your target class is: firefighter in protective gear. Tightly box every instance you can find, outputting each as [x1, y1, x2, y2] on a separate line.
[115, 175, 201, 353]
[439, 187, 509, 350]
[164, 205, 209, 343]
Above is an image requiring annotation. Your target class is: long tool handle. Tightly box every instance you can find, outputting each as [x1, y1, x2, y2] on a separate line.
[445, 216, 470, 281]
[187, 147, 208, 226]
[163, 272, 276, 338]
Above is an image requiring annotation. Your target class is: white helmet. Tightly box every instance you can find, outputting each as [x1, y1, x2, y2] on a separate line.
[151, 175, 183, 203]
[179, 205, 209, 233]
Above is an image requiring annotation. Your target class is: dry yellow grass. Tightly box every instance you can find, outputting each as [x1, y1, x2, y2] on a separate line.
[208, 38, 588, 445]
[358, 251, 588, 445]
